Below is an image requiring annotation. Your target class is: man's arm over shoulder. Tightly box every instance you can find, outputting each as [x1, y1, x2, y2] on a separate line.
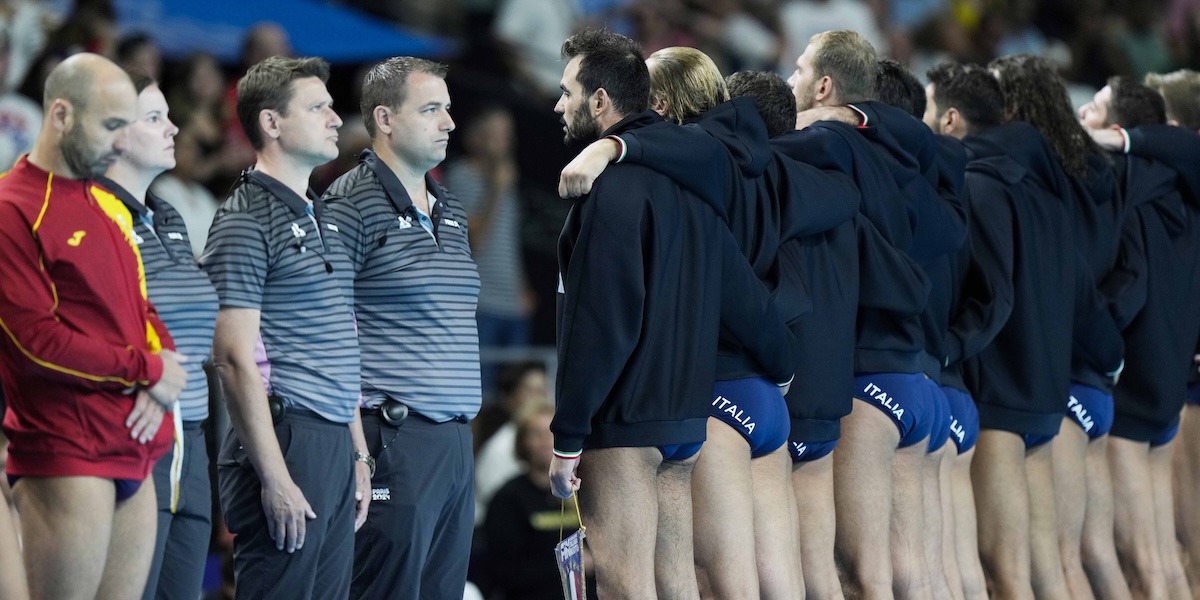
[616, 123, 733, 214]
[715, 218, 801, 385]
[773, 155, 860, 240]
[0, 201, 164, 388]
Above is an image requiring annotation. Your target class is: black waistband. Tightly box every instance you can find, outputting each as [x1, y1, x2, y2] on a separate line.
[182, 419, 206, 431]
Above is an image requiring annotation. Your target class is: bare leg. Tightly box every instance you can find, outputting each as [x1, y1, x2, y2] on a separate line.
[96, 477, 158, 600]
[1052, 417, 1095, 600]
[834, 400, 900, 600]
[1149, 441, 1189, 600]
[938, 445, 965, 600]
[792, 453, 844, 600]
[752, 446, 804, 600]
[922, 443, 956, 600]
[693, 419, 759, 600]
[0, 473, 28, 600]
[577, 446, 662, 600]
[1080, 435, 1132, 600]
[1028, 437, 1072, 599]
[14, 476, 117, 600]
[972, 429, 1035, 600]
[952, 448, 987, 600]
[892, 441, 933, 600]
[1109, 436, 1168, 600]
[1172, 404, 1200, 596]
[657, 452, 701, 600]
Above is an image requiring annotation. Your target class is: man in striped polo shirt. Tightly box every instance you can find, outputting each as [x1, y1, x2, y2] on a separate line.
[202, 56, 368, 598]
[324, 57, 480, 600]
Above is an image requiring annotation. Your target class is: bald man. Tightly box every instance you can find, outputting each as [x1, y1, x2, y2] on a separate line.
[0, 53, 188, 599]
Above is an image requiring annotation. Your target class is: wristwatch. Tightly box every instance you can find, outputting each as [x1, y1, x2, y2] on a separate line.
[353, 451, 376, 478]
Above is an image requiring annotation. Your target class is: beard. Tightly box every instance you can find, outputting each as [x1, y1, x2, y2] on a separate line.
[61, 123, 113, 179]
[794, 84, 817, 113]
[562, 108, 600, 146]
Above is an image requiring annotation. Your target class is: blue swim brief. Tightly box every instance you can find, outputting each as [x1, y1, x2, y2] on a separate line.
[853, 372, 935, 448]
[942, 386, 980, 453]
[711, 377, 790, 458]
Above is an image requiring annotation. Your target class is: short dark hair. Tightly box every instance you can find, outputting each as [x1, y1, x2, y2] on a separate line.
[875, 58, 925, 118]
[116, 32, 155, 64]
[726, 70, 796, 138]
[513, 404, 555, 465]
[359, 56, 449, 138]
[123, 68, 156, 94]
[236, 56, 330, 150]
[561, 28, 649, 117]
[809, 30, 877, 104]
[926, 62, 1005, 134]
[1107, 76, 1166, 128]
[496, 360, 546, 401]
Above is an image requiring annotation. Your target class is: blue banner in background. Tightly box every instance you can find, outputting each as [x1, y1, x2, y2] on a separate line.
[49, 0, 455, 63]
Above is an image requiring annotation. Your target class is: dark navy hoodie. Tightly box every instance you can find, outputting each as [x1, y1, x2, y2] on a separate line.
[552, 111, 801, 454]
[772, 122, 932, 440]
[1110, 128, 1200, 441]
[613, 97, 860, 381]
[960, 122, 1124, 436]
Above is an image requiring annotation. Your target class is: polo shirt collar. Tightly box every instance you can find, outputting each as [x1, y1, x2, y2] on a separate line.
[94, 175, 150, 218]
[359, 148, 444, 218]
[242, 169, 320, 219]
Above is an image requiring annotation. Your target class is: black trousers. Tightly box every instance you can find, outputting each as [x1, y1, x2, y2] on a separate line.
[143, 423, 212, 600]
[350, 412, 474, 600]
[219, 411, 355, 600]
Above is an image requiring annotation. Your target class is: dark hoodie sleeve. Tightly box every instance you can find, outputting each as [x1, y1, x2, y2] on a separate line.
[1126, 125, 1200, 201]
[617, 123, 732, 216]
[1072, 250, 1126, 376]
[856, 103, 968, 262]
[1100, 212, 1148, 331]
[855, 214, 931, 314]
[773, 156, 861, 240]
[944, 174, 1016, 365]
[552, 184, 650, 454]
[716, 223, 802, 384]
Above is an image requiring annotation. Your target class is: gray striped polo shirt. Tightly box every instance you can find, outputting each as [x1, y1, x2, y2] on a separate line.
[324, 150, 481, 422]
[96, 177, 218, 422]
[200, 170, 360, 424]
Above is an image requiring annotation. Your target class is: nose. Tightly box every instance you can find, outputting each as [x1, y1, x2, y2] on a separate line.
[328, 107, 343, 129]
[443, 112, 455, 132]
[166, 117, 179, 139]
[554, 96, 566, 114]
[112, 128, 130, 155]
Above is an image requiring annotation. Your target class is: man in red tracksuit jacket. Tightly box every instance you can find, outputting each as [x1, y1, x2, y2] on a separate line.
[0, 53, 187, 600]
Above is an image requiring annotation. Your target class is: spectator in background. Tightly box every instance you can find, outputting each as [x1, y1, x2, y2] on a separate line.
[777, 0, 885, 78]
[481, 405, 593, 600]
[444, 107, 534, 375]
[117, 33, 162, 81]
[493, 0, 579, 98]
[0, 28, 40, 171]
[220, 23, 293, 189]
[474, 362, 549, 523]
[0, 0, 49, 93]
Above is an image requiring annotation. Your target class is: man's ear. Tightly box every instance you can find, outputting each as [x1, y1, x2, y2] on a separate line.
[650, 95, 669, 117]
[814, 75, 833, 104]
[592, 87, 610, 117]
[257, 109, 281, 143]
[49, 99, 72, 133]
[373, 105, 394, 137]
[942, 107, 959, 135]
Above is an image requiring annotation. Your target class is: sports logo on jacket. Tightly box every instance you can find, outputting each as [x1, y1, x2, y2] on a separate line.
[67, 230, 86, 246]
